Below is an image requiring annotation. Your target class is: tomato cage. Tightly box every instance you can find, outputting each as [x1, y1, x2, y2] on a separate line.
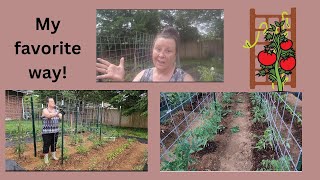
[96, 32, 155, 81]
[5, 90, 148, 171]
[160, 92, 302, 171]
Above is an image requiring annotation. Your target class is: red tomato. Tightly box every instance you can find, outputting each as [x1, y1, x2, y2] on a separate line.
[280, 57, 296, 71]
[258, 51, 277, 66]
[280, 40, 293, 50]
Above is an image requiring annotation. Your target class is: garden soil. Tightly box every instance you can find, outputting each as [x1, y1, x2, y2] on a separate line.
[191, 93, 254, 171]
[5, 135, 147, 171]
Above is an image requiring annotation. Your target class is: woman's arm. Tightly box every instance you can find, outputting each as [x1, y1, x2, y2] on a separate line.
[42, 108, 60, 119]
[132, 70, 146, 82]
[183, 73, 194, 82]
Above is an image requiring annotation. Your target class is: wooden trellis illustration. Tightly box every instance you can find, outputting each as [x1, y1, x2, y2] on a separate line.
[249, 8, 296, 89]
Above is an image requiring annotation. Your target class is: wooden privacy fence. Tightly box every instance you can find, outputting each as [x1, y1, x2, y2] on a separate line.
[180, 39, 223, 59]
[69, 107, 147, 129]
[250, 8, 296, 89]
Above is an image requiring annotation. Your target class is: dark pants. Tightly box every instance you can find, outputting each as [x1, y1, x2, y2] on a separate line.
[42, 133, 59, 154]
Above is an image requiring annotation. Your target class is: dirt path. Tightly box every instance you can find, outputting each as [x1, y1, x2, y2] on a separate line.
[218, 93, 253, 171]
[191, 93, 254, 171]
[107, 141, 147, 170]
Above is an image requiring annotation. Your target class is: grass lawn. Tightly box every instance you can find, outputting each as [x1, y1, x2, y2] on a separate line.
[180, 57, 224, 81]
[5, 120, 148, 140]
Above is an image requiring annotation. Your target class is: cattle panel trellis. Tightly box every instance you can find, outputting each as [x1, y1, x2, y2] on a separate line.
[96, 32, 155, 80]
[257, 92, 302, 171]
[250, 8, 296, 89]
[160, 92, 302, 171]
[160, 92, 222, 160]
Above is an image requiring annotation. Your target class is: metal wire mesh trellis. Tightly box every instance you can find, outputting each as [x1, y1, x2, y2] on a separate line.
[160, 92, 221, 160]
[5, 94, 119, 163]
[96, 32, 155, 81]
[257, 92, 302, 171]
[160, 92, 302, 171]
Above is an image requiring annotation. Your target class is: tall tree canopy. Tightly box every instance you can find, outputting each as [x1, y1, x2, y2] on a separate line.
[96, 10, 224, 41]
[29, 90, 147, 116]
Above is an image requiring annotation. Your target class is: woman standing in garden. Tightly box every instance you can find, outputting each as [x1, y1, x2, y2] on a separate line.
[96, 27, 194, 82]
[41, 97, 62, 164]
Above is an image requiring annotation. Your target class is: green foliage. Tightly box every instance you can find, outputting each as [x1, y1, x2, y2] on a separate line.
[259, 156, 291, 171]
[250, 93, 267, 123]
[251, 106, 266, 123]
[236, 98, 244, 103]
[12, 121, 27, 158]
[70, 134, 84, 146]
[100, 126, 148, 139]
[233, 110, 244, 118]
[230, 126, 240, 134]
[197, 66, 215, 81]
[284, 104, 302, 123]
[222, 109, 232, 117]
[6, 120, 42, 135]
[97, 10, 224, 40]
[161, 101, 223, 171]
[62, 147, 70, 160]
[76, 144, 89, 155]
[107, 90, 148, 116]
[256, 20, 296, 90]
[222, 93, 234, 104]
[255, 127, 274, 151]
[106, 139, 135, 161]
[56, 137, 62, 148]
[163, 92, 193, 109]
[160, 139, 194, 171]
[33, 90, 148, 117]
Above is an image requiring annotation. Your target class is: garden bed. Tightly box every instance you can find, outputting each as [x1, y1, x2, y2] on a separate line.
[6, 133, 147, 171]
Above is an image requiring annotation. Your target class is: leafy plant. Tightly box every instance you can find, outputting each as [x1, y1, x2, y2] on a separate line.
[76, 144, 89, 155]
[230, 126, 240, 134]
[222, 109, 232, 117]
[106, 139, 134, 160]
[197, 66, 215, 81]
[161, 101, 223, 171]
[252, 106, 266, 123]
[62, 147, 70, 160]
[284, 104, 302, 124]
[259, 156, 291, 171]
[233, 110, 244, 118]
[255, 127, 274, 151]
[161, 139, 194, 171]
[12, 121, 27, 158]
[222, 93, 234, 104]
[236, 98, 244, 103]
[70, 134, 84, 145]
[256, 20, 296, 91]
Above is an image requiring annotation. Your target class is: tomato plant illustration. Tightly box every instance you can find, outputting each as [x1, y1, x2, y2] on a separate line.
[256, 20, 296, 91]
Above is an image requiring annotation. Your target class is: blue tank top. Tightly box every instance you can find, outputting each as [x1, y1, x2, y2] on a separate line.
[140, 68, 186, 82]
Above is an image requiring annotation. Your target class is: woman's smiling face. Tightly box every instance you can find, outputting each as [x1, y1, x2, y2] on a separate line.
[152, 37, 177, 71]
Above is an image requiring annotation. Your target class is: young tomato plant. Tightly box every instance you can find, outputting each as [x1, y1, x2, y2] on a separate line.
[256, 20, 296, 91]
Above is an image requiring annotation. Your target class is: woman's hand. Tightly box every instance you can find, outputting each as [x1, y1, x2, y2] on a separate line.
[96, 57, 125, 81]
